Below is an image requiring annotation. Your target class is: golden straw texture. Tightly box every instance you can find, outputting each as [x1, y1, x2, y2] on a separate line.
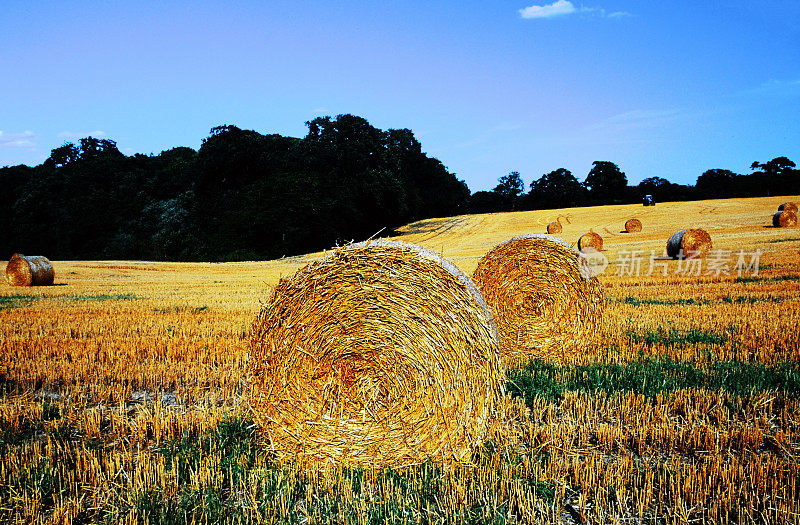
[773, 211, 798, 228]
[247, 240, 503, 467]
[5, 254, 55, 286]
[624, 218, 643, 233]
[577, 231, 603, 252]
[666, 229, 713, 259]
[778, 202, 798, 213]
[546, 221, 562, 234]
[472, 234, 604, 366]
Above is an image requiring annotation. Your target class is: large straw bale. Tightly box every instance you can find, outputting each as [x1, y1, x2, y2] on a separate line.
[472, 234, 604, 366]
[5, 254, 54, 286]
[624, 218, 642, 233]
[778, 202, 797, 213]
[247, 240, 502, 466]
[546, 221, 562, 234]
[577, 231, 603, 252]
[773, 210, 798, 227]
[666, 229, 713, 259]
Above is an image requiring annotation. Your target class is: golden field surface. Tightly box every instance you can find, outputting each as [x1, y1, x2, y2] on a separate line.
[1, 195, 799, 524]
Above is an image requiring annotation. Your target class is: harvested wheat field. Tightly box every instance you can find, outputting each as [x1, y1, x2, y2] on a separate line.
[1, 195, 799, 524]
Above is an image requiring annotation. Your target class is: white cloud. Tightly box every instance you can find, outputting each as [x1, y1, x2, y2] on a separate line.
[520, 2, 631, 19]
[57, 130, 107, 141]
[0, 130, 37, 149]
[519, 0, 576, 19]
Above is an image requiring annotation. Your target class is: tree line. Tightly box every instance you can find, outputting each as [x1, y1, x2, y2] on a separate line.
[470, 157, 799, 214]
[1, 113, 797, 261]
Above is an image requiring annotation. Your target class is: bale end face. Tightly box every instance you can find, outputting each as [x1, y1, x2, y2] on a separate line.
[5, 254, 55, 286]
[773, 210, 798, 228]
[546, 221, 562, 234]
[247, 241, 502, 467]
[666, 229, 713, 259]
[472, 234, 604, 366]
[778, 202, 798, 214]
[624, 218, 642, 233]
[577, 232, 603, 252]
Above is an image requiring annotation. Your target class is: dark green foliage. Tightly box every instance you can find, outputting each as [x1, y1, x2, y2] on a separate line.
[0, 115, 469, 262]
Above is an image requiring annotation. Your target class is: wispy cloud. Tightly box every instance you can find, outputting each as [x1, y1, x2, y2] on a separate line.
[57, 130, 107, 141]
[519, 0, 575, 19]
[519, 1, 631, 19]
[0, 130, 38, 149]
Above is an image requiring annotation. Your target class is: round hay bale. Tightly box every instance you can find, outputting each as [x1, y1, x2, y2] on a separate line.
[666, 229, 713, 259]
[546, 221, 562, 234]
[5, 254, 54, 286]
[773, 210, 798, 228]
[247, 240, 502, 466]
[472, 234, 604, 366]
[624, 218, 643, 233]
[577, 231, 603, 252]
[778, 202, 798, 213]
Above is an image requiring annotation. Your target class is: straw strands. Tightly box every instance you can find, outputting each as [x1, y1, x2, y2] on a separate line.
[247, 240, 503, 466]
[666, 229, 713, 259]
[546, 220, 562, 234]
[624, 218, 642, 233]
[778, 202, 797, 213]
[577, 231, 603, 252]
[472, 234, 604, 365]
[5, 253, 54, 286]
[773, 210, 798, 228]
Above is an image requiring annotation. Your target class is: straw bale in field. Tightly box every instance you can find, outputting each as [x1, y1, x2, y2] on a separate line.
[773, 210, 798, 228]
[666, 229, 713, 259]
[577, 231, 603, 252]
[778, 202, 797, 213]
[5, 254, 54, 286]
[247, 240, 502, 466]
[624, 218, 642, 233]
[472, 234, 604, 365]
[546, 221, 562, 234]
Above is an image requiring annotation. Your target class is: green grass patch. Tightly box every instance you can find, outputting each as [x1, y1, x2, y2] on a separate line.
[0, 294, 39, 310]
[65, 293, 137, 301]
[127, 417, 556, 523]
[735, 275, 800, 284]
[627, 328, 727, 346]
[154, 305, 208, 314]
[623, 296, 706, 307]
[507, 358, 800, 407]
[767, 237, 800, 243]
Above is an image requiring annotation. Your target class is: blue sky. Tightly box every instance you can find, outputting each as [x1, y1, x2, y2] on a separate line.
[1, 1, 798, 190]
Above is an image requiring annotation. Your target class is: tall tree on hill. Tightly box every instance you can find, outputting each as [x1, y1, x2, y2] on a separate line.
[492, 171, 524, 210]
[528, 168, 586, 209]
[583, 161, 627, 204]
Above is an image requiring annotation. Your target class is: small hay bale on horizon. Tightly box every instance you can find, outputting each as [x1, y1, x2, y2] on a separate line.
[577, 231, 603, 252]
[666, 229, 713, 259]
[5, 254, 55, 286]
[773, 210, 798, 228]
[247, 240, 503, 467]
[624, 218, 643, 233]
[778, 202, 798, 213]
[546, 220, 562, 234]
[472, 234, 604, 366]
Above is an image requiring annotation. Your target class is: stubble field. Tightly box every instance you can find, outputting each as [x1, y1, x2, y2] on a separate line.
[1, 195, 799, 524]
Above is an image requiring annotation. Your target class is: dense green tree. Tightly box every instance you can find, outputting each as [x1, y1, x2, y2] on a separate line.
[696, 169, 738, 198]
[583, 161, 628, 204]
[528, 168, 586, 209]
